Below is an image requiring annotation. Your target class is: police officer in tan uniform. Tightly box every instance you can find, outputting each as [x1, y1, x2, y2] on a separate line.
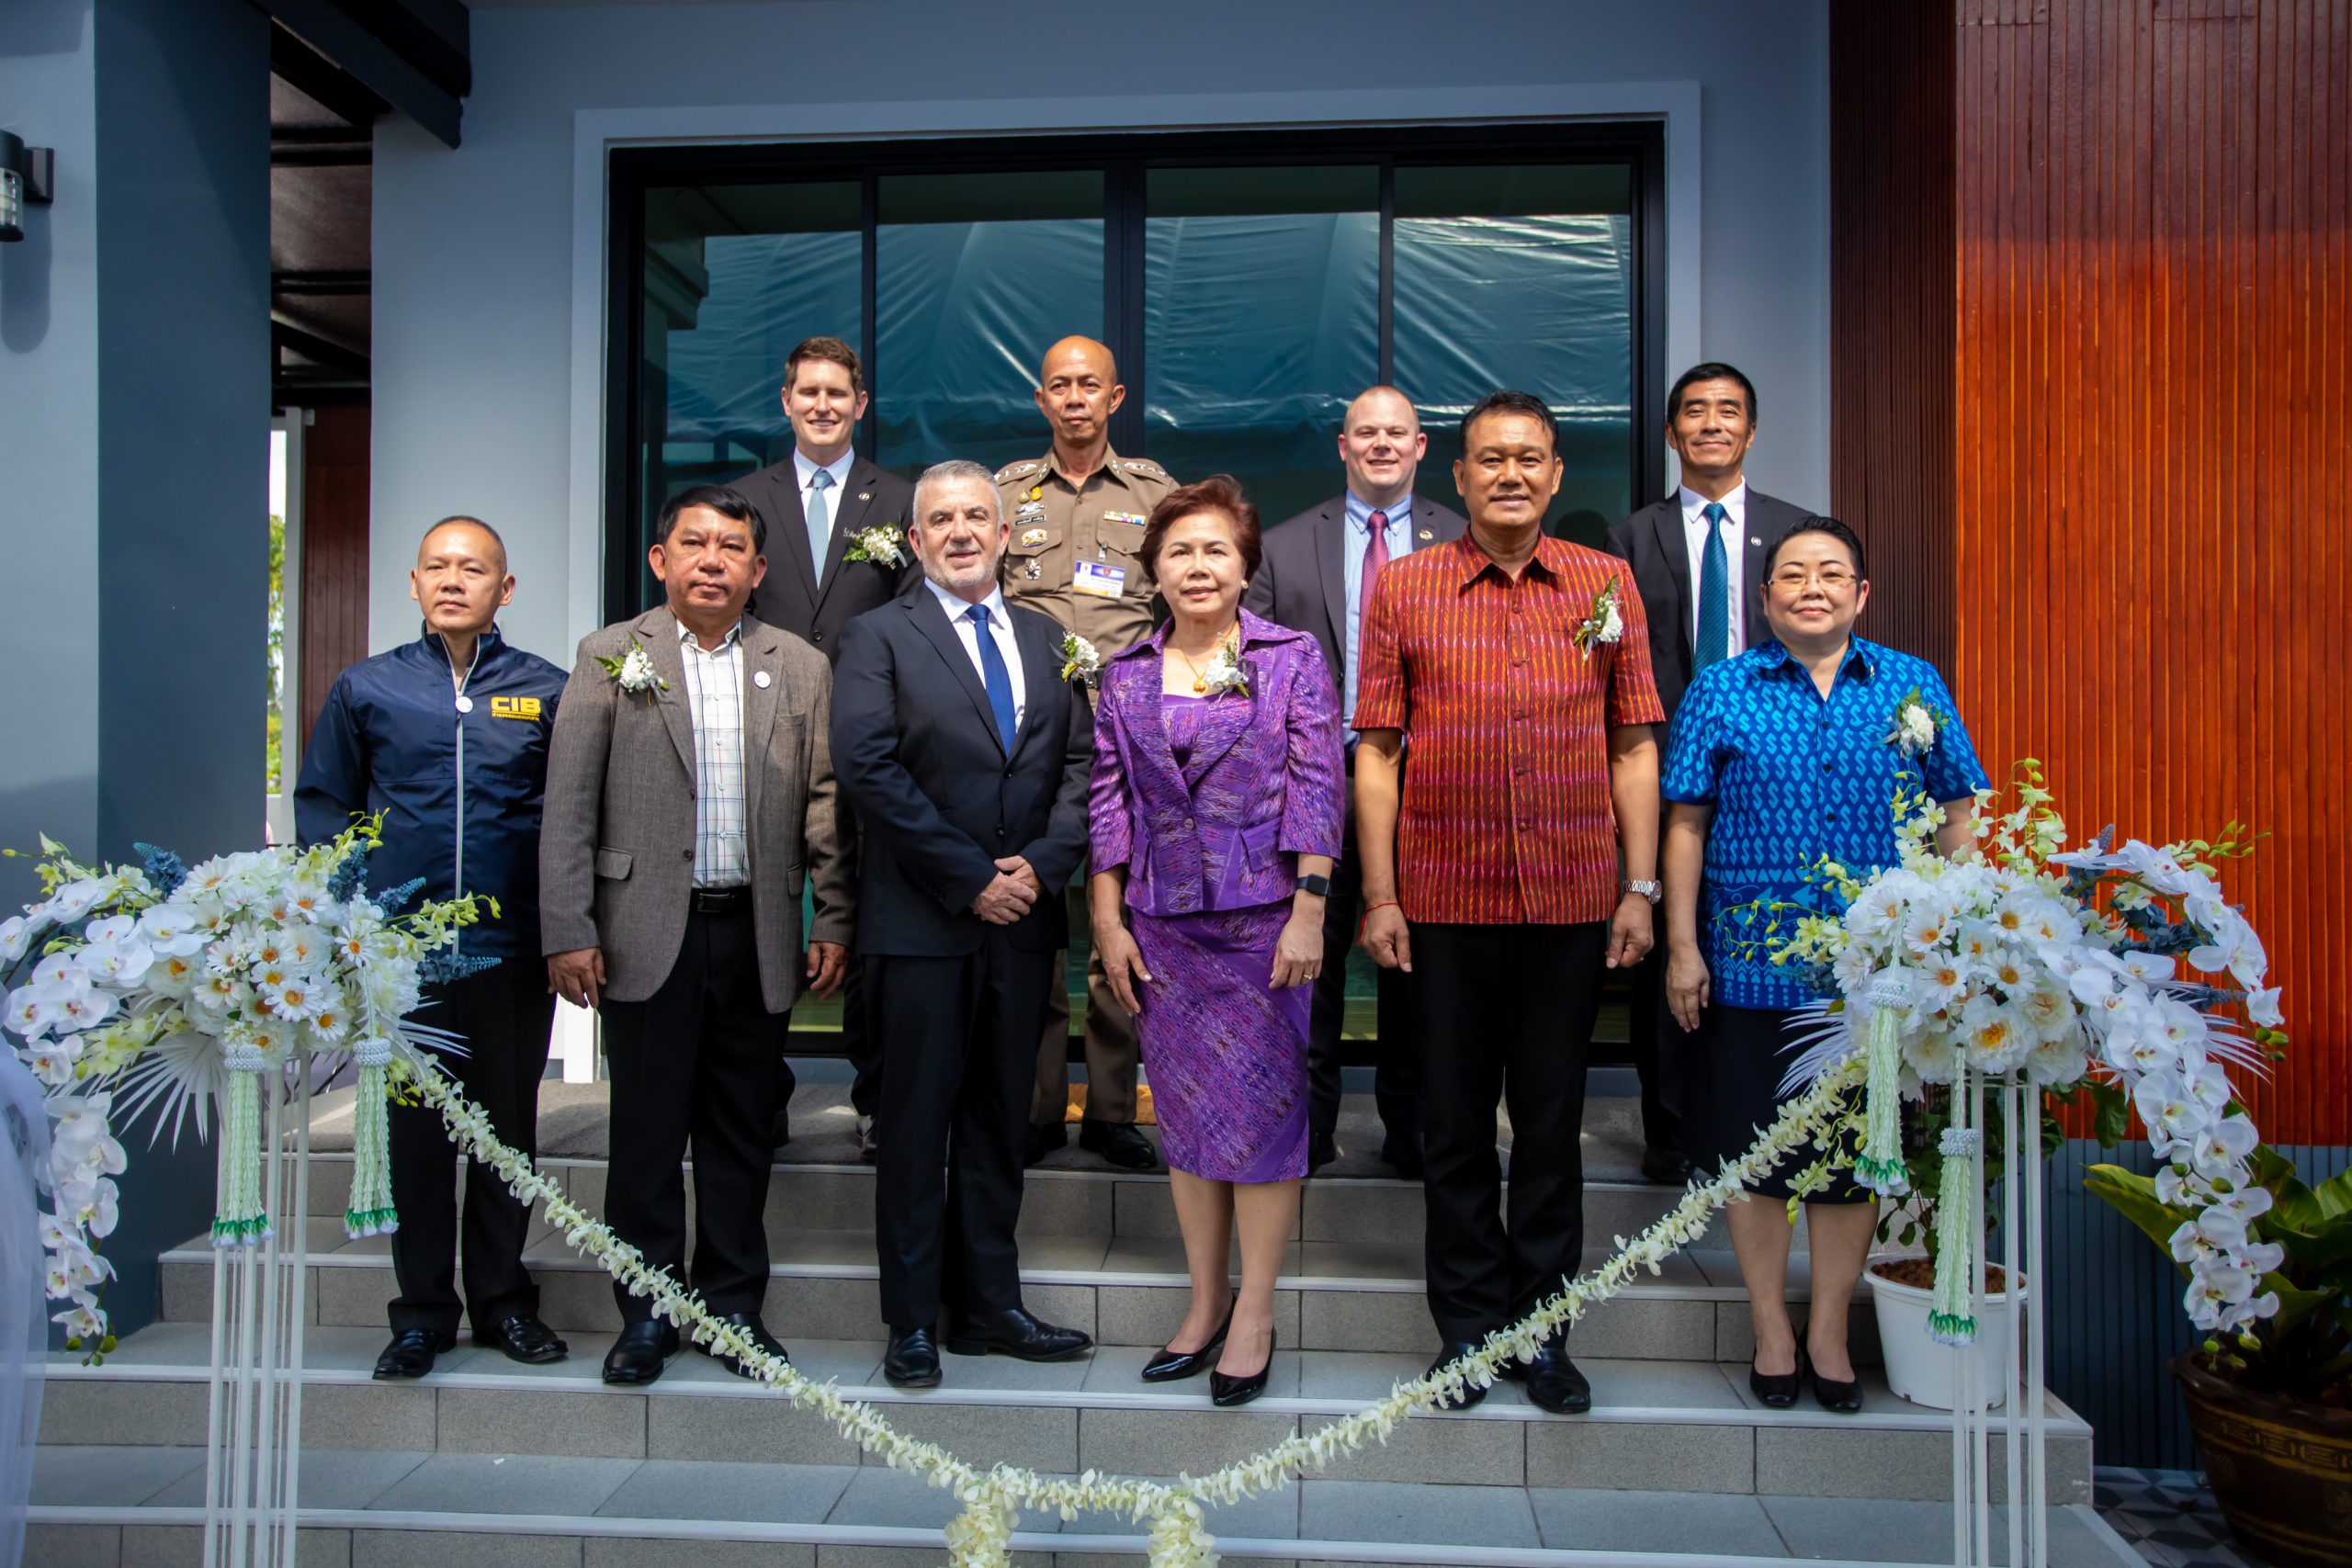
[997, 334, 1175, 1172]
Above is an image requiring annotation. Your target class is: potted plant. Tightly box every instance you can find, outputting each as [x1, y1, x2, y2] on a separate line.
[2087, 1147, 2352, 1568]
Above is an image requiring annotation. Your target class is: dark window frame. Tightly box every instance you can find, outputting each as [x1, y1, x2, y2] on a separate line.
[605, 123, 1668, 625]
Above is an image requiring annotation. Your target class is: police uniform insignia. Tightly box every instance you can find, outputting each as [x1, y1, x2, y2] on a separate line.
[489, 695, 543, 721]
[1026, 484, 1045, 502]
[1102, 511, 1147, 525]
[994, 460, 1041, 484]
[1020, 526, 1049, 547]
[1023, 558, 1043, 580]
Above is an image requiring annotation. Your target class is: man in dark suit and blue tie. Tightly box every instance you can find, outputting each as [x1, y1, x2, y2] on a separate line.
[1603, 362, 1812, 1183]
[738, 336, 916, 1160]
[829, 459, 1097, 1389]
[1246, 387, 1467, 1176]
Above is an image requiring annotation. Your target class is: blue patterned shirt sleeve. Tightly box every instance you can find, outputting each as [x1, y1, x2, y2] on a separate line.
[1659, 666, 1724, 806]
[1916, 665, 1991, 803]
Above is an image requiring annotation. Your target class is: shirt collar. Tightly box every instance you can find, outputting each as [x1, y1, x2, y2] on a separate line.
[1450, 530, 1562, 586]
[1045, 446, 1134, 491]
[1344, 491, 1414, 534]
[1679, 481, 1748, 525]
[415, 623, 504, 665]
[794, 447, 854, 491]
[926, 576, 1011, 627]
[677, 617, 743, 652]
[1753, 634, 1877, 682]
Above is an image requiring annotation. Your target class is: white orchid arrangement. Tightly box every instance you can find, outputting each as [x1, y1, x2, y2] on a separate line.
[842, 525, 908, 567]
[1886, 687, 1944, 757]
[1570, 575, 1626, 655]
[1, 824, 487, 1356]
[594, 637, 667, 695]
[1765, 763, 2282, 1344]
[1057, 632, 1102, 693]
[1200, 637, 1250, 697]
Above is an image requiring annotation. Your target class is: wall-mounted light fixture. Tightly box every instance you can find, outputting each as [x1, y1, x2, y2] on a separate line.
[0, 131, 57, 243]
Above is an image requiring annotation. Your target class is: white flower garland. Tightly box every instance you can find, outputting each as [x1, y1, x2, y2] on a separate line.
[416, 1049, 1866, 1568]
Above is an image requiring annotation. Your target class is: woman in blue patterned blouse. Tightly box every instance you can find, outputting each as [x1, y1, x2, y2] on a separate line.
[1659, 516, 1988, 1416]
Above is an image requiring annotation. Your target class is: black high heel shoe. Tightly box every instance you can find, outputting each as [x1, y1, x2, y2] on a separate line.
[1748, 1357, 1800, 1409]
[1141, 1301, 1234, 1383]
[1806, 1348, 1864, 1414]
[1208, 1324, 1276, 1407]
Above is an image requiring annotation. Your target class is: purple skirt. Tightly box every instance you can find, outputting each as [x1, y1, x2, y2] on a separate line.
[1129, 900, 1311, 1183]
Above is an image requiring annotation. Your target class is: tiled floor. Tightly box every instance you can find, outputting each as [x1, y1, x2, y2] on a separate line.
[2094, 1467, 2256, 1568]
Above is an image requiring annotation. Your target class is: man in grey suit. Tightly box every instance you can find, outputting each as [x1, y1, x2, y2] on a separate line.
[1244, 386, 1466, 1176]
[1602, 362, 1811, 1184]
[542, 482, 854, 1387]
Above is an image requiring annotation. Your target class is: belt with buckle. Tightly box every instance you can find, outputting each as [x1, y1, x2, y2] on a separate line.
[690, 886, 749, 914]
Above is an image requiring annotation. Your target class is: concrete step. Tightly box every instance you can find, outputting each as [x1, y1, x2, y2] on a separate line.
[42, 1325, 2089, 1506]
[26, 1448, 2139, 1568]
[154, 1224, 1868, 1365]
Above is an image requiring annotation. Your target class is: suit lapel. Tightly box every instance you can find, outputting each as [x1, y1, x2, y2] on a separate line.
[908, 592, 1005, 756]
[639, 610, 696, 784]
[1180, 684, 1255, 788]
[770, 468, 821, 607]
[1740, 493, 1792, 642]
[1115, 652, 1189, 807]
[1646, 498, 1690, 648]
[812, 459, 880, 612]
[740, 619, 784, 823]
[1314, 502, 1349, 663]
[1007, 612, 1060, 763]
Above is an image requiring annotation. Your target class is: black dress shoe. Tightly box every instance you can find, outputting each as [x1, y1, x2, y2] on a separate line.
[373, 1327, 457, 1381]
[707, 1312, 790, 1380]
[1209, 1324, 1276, 1408]
[884, 1326, 942, 1388]
[1379, 1142, 1425, 1179]
[475, 1314, 568, 1365]
[1640, 1147, 1695, 1185]
[1426, 1341, 1488, 1410]
[1023, 1121, 1068, 1168]
[1500, 1333, 1592, 1414]
[1749, 1359, 1800, 1408]
[1307, 1138, 1340, 1175]
[1141, 1302, 1233, 1382]
[1079, 1118, 1159, 1171]
[944, 1305, 1092, 1361]
[1808, 1352, 1864, 1414]
[601, 1320, 679, 1385]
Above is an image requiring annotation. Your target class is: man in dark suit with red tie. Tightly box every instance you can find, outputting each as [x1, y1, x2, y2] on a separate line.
[738, 336, 915, 1161]
[1245, 386, 1466, 1176]
[1602, 362, 1811, 1184]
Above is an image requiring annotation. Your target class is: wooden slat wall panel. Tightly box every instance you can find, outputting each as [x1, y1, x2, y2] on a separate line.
[1953, 0, 2352, 1145]
[1829, 0, 1958, 668]
[298, 405, 370, 743]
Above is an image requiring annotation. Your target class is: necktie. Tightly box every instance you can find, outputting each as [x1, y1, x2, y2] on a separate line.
[1360, 509, 1390, 630]
[967, 604, 1019, 753]
[807, 468, 835, 583]
[1696, 501, 1730, 670]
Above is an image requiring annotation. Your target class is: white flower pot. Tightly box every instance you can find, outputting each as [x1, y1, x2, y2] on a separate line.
[1867, 1257, 2015, 1411]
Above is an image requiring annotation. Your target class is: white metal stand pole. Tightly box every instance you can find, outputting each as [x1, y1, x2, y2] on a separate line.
[2026, 1079, 2050, 1568]
[277, 1066, 313, 1567]
[1971, 1071, 1993, 1568]
[1951, 1077, 1972, 1568]
[2002, 1077, 2024, 1568]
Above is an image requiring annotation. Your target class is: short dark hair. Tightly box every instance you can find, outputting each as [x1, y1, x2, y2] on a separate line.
[1459, 389, 1559, 457]
[656, 483, 765, 555]
[1140, 475, 1263, 581]
[1666, 362, 1758, 426]
[421, 514, 507, 570]
[1765, 515, 1867, 580]
[784, 335, 865, 396]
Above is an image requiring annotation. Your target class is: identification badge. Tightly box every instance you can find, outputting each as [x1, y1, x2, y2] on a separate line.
[1073, 559, 1127, 598]
[1020, 526, 1049, 547]
[1102, 511, 1147, 526]
[489, 695, 542, 721]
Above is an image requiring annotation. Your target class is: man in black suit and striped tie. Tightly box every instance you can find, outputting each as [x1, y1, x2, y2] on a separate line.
[1603, 362, 1811, 1184]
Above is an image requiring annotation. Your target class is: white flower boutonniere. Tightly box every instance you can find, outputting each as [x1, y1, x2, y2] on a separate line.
[594, 637, 668, 697]
[1201, 640, 1250, 697]
[1057, 632, 1102, 693]
[1570, 576, 1627, 657]
[842, 525, 907, 567]
[1887, 687, 1943, 757]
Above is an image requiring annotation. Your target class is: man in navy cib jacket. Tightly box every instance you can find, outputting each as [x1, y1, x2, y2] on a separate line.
[295, 516, 571, 1381]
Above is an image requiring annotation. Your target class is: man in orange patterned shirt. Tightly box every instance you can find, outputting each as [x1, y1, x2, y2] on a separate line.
[1353, 389, 1666, 1416]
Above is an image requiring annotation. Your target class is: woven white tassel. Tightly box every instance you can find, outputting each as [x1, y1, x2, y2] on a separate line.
[345, 1038, 400, 1237]
[211, 1047, 272, 1247]
[1929, 1124, 1980, 1345]
[1853, 1003, 1911, 1195]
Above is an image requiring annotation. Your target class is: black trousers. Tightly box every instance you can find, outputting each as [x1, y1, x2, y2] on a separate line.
[600, 905, 786, 1322]
[869, 930, 1049, 1332]
[388, 963, 556, 1337]
[1623, 899, 1685, 1156]
[1412, 920, 1606, 1345]
[1307, 835, 1419, 1162]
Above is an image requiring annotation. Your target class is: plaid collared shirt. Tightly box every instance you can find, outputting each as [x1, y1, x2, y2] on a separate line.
[676, 619, 750, 889]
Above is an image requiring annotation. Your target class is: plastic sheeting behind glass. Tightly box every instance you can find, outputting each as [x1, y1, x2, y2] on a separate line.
[1394, 164, 1634, 544]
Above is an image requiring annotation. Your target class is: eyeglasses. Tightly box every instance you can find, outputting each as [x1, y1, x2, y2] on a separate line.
[1770, 568, 1858, 591]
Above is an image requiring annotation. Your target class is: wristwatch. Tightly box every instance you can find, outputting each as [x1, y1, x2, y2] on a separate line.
[1623, 879, 1663, 905]
[1297, 873, 1332, 897]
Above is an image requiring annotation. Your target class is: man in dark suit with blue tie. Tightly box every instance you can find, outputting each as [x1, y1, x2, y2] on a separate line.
[738, 336, 916, 1160]
[829, 459, 1097, 1389]
[1603, 362, 1812, 1183]
[1245, 387, 1467, 1175]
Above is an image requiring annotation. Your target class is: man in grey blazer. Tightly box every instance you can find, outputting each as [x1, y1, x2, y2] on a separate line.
[542, 482, 854, 1387]
[1602, 362, 1811, 1184]
[1244, 386, 1466, 1176]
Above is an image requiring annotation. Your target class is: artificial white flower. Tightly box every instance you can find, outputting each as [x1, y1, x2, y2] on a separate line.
[2245, 986, 2283, 1028]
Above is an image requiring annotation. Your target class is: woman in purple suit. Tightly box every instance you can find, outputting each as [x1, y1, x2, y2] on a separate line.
[1090, 475, 1345, 1407]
